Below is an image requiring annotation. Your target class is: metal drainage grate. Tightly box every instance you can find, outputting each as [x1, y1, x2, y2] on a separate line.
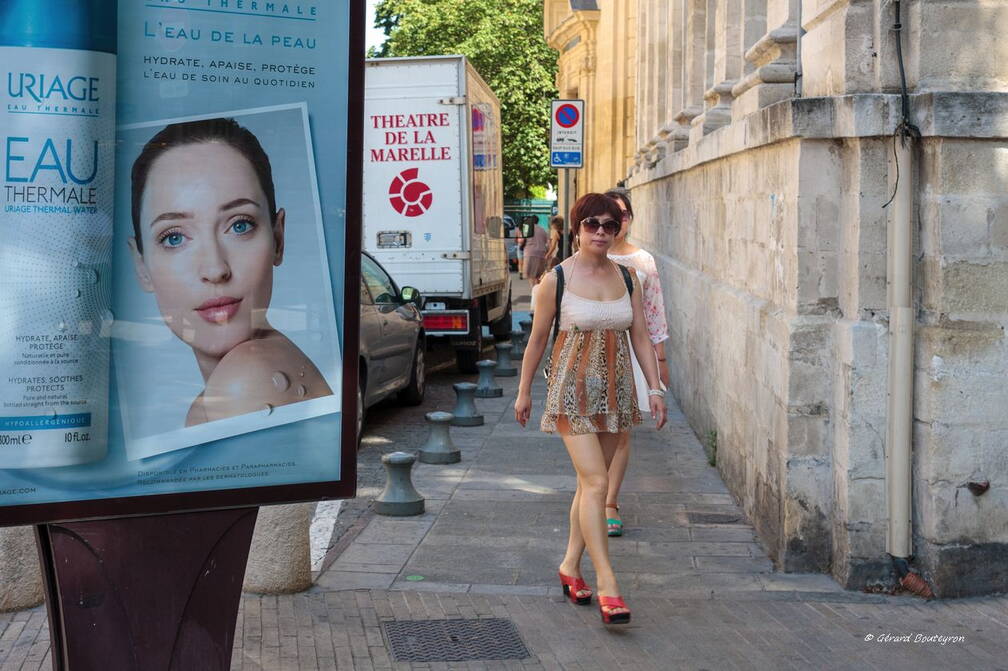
[687, 511, 743, 525]
[383, 618, 530, 662]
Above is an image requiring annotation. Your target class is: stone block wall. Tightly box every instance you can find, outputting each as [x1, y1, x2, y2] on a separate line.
[620, 0, 1008, 595]
[912, 136, 1008, 596]
[627, 89, 1008, 594]
[829, 135, 891, 587]
[536, 0, 1008, 595]
[629, 128, 841, 572]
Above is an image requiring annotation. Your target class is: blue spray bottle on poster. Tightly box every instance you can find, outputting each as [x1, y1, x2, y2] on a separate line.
[0, 1, 116, 467]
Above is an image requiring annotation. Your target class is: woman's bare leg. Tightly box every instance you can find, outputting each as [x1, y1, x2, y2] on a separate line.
[605, 431, 631, 527]
[558, 485, 590, 598]
[560, 432, 628, 616]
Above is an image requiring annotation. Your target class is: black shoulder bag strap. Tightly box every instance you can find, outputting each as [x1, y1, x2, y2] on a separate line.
[551, 265, 565, 343]
[618, 264, 634, 296]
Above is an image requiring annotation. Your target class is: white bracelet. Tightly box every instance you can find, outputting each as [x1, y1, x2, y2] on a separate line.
[647, 388, 665, 398]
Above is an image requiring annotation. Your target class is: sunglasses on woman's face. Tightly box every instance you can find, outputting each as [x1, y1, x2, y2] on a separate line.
[580, 216, 620, 235]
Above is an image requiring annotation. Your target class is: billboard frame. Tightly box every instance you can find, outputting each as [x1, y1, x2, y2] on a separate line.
[0, 1, 365, 528]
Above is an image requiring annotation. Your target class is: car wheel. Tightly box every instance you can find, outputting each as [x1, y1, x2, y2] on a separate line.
[398, 342, 426, 405]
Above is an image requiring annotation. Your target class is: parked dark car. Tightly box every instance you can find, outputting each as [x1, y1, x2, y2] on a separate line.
[358, 252, 425, 442]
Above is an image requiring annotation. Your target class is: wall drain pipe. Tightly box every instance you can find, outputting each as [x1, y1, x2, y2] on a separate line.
[885, 129, 913, 562]
[884, 0, 932, 599]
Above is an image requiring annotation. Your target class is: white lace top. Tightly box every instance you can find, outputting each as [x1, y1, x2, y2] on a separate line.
[559, 287, 633, 332]
[607, 248, 669, 344]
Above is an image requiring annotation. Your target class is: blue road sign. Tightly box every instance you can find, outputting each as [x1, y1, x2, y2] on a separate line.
[551, 151, 582, 168]
[555, 104, 580, 128]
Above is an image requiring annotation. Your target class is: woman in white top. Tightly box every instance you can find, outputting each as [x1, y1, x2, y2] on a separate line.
[515, 193, 666, 625]
[603, 189, 671, 537]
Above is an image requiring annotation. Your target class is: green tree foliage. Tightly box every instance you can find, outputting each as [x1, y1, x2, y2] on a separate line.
[372, 0, 558, 197]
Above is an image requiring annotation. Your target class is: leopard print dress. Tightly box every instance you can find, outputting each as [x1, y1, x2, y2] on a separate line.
[540, 273, 642, 435]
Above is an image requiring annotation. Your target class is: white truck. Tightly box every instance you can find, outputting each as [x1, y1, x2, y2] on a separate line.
[363, 55, 511, 372]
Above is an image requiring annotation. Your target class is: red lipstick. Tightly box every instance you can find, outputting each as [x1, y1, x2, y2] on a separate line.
[195, 296, 242, 324]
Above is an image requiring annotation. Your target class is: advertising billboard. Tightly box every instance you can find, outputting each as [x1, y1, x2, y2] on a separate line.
[0, 0, 363, 525]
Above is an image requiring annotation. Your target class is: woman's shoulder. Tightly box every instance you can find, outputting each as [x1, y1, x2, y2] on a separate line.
[609, 246, 649, 261]
[611, 248, 655, 271]
[538, 265, 560, 289]
[553, 257, 578, 277]
[203, 332, 332, 418]
[612, 261, 640, 289]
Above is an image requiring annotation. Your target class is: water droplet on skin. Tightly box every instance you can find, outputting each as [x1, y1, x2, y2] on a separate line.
[57, 321, 67, 332]
[271, 371, 290, 392]
[89, 269, 99, 284]
[72, 261, 81, 269]
[262, 404, 273, 416]
[74, 289, 81, 298]
[296, 385, 307, 398]
[299, 369, 305, 377]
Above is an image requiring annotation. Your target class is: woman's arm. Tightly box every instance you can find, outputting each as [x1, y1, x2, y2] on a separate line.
[654, 341, 670, 388]
[515, 270, 558, 427]
[640, 252, 670, 387]
[545, 230, 558, 260]
[629, 272, 666, 429]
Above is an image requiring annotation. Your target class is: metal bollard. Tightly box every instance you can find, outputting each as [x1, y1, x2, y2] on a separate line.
[450, 382, 484, 426]
[419, 411, 461, 464]
[519, 319, 532, 340]
[475, 360, 503, 398]
[493, 342, 518, 377]
[510, 329, 526, 357]
[374, 451, 424, 516]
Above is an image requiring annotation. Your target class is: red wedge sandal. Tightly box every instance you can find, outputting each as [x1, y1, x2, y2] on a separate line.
[557, 572, 593, 605]
[598, 596, 631, 625]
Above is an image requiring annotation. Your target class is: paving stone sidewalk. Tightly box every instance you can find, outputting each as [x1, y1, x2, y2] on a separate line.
[3, 307, 1007, 669]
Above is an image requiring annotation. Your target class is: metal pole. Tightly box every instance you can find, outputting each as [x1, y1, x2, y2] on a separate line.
[561, 168, 571, 258]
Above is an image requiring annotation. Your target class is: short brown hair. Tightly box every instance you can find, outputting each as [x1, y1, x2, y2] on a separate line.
[569, 193, 623, 234]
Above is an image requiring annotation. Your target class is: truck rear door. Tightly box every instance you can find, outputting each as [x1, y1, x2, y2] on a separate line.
[363, 58, 467, 297]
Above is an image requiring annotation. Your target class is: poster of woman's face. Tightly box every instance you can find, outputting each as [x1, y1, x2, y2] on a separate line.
[113, 104, 342, 461]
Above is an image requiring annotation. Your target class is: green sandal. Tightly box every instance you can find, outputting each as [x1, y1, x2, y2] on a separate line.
[606, 504, 623, 537]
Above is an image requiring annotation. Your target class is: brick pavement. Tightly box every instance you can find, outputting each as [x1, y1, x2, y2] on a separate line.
[3, 297, 1008, 669]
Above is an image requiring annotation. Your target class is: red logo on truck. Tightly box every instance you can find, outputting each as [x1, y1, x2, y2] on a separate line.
[389, 168, 433, 217]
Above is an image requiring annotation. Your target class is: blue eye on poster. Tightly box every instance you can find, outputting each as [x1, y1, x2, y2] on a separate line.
[0, 0, 362, 524]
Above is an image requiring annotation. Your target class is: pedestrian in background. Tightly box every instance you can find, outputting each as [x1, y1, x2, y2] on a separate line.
[603, 189, 670, 537]
[522, 217, 549, 287]
[515, 193, 667, 625]
[545, 215, 564, 269]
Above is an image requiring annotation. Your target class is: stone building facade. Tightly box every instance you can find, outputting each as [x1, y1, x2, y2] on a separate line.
[547, 0, 1008, 597]
[545, 0, 638, 197]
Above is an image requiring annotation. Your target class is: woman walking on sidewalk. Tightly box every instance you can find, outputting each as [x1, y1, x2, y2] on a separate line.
[522, 218, 550, 288]
[603, 189, 671, 537]
[514, 193, 667, 625]
[545, 214, 565, 269]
